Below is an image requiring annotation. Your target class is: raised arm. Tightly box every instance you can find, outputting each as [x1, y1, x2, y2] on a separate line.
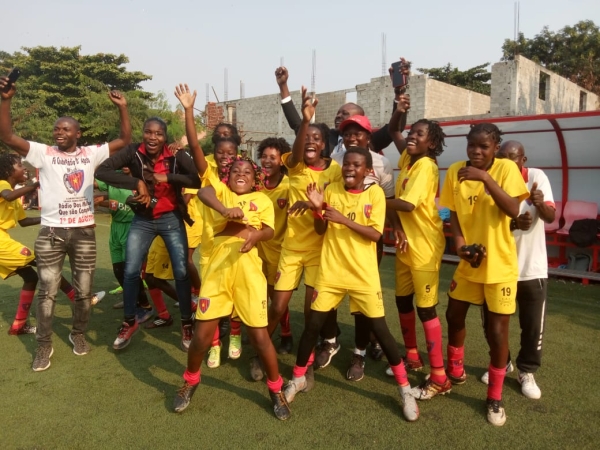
[275, 67, 302, 134]
[175, 84, 209, 176]
[388, 95, 410, 154]
[288, 86, 317, 168]
[107, 91, 132, 154]
[0, 181, 39, 203]
[0, 80, 30, 156]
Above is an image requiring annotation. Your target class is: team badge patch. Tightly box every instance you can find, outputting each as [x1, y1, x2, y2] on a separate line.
[311, 289, 319, 304]
[450, 280, 457, 292]
[109, 200, 118, 211]
[402, 178, 409, 190]
[249, 202, 258, 211]
[277, 198, 287, 209]
[199, 297, 211, 313]
[20, 247, 32, 256]
[364, 204, 372, 219]
[64, 169, 84, 194]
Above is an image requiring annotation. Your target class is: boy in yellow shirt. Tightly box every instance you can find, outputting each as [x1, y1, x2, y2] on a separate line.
[439, 123, 528, 426]
[283, 147, 419, 422]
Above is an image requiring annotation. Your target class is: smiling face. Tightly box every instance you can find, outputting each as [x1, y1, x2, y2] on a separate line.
[304, 125, 325, 166]
[334, 103, 362, 130]
[227, 160, 255, 194]
[342, 152, 368, 190]
[11, 159, 28, 184]
[497, 140, 526, 170]
[341, 123, 370, 149]
[260, 147, 282, 178]
[214, 141, 238, 174]
[466, 131, 499, 170]
[53, 118, 81, 152]
[142, 120, 167, 156]
[406, 122, 432, 158]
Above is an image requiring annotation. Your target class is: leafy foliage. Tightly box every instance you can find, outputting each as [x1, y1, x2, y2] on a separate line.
[417, 63, 492, 95]
[502, 20, 600, 95]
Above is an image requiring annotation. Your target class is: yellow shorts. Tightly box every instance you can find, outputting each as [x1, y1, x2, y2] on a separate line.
[196, 236, 268, 327]
[311, 284, 385, 318]
[185, 221, 202, 249]
[395, 258, 439, 308]
[258, 242, 281, 286]
[146, 237, 173, 280]
[0, 236, 35, 280]
[274, 247, 320, 291]
[448, 272, 517, 314]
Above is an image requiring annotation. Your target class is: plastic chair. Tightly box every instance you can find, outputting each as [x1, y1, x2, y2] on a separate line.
[556, 201, 598, 235]
[545, 200, 562, 233]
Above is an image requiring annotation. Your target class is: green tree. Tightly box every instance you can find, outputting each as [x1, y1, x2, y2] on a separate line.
[501, 20, 600, 95]
[417, 63, 492, 95]
[0, 46, 188, 147]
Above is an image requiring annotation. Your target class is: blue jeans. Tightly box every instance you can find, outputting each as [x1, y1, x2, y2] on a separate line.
[35, 226, 96, 346]
[123, 212, 191, 320]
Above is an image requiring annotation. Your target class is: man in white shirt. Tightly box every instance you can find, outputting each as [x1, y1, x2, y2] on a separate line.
[0, 76, 131, 372]
[481, 140, 556, 399]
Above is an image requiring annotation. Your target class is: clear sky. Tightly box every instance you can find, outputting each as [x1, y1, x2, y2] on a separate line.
[4, 0, 599, 105]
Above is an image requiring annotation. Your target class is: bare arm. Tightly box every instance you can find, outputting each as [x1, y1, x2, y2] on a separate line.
[324, 206, 381, 242]
[0, 182, 39, 202]
[175, 84, 209, 176]
[386, 197, 415, 213]
[457, 166, 520, 218]
[388, 95, 410, 154]
[107, 91, 132, 154]
[18, 216, 41, 227]
[0, 80, 30, 156]
[289, 86, 316, 168]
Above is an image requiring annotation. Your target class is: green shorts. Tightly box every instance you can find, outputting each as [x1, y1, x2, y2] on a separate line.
[109, 221, 131, 264]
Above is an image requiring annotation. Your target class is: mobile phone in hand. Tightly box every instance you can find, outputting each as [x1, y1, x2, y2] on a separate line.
[2, 68, 21, 93]
[391, 61, 408, 89]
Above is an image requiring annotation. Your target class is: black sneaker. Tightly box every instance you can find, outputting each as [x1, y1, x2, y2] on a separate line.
[314, 340, 341, 369]
[145, 315, 174, 329]
[368, 342, 384, 361]
[269, 390, 291, 421]
[173, 381, 199, 413]
[278, 335, 293, 355]
[346, 354, 365, 381]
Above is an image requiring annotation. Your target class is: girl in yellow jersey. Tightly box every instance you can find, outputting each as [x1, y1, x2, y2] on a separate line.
[386, 114, 451, 401]
[283, 147, 419, 422]
[439, 123, 528, 426]
[268, 86, 342, 384]
[173, 155, 291, 421]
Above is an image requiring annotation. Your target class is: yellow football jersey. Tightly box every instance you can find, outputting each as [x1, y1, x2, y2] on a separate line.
[439, 158, 529, 283]
[395, 157, 445, 271]
[183, 188, 203, 239]
[282, 153, 342, 251]
[258, 175, 289, 255]
[200, 165, 222, 262]
[397, 149, 411, 170]
[315, 182, 385, 290]
[0, 180, 26, 234]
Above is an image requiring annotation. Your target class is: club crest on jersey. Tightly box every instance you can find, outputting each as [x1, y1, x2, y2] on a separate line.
[64, 169, 84, 194]
[402, 178, 409, 190]
[277, 198, 288, 209]
[450, 280, 457, 292]
[364, 204, 373, 219]
[109, 200, 118, 211]
[199, 297, 210, 314]
[249, 202, 258, 212]
[20, 247, 31, 256]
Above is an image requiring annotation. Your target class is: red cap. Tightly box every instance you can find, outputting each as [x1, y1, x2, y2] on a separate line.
[339, 115, 372, 134]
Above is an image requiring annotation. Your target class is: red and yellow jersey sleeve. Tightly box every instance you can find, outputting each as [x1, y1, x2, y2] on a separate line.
[282, 153, 342, 251]
[316, 182, 385, 290]
[396, 157, 445, 270]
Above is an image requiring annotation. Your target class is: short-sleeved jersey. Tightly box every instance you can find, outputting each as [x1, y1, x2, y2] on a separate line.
[315, 182, 385, 290]
[0, 180, 26, 236]
[257, 175, 289, 254]
[96, 179, 134, 223]
[397, 149, 411, 171]
[207, 177, 274, 235]
[395, 157, 445, 271]
[184, 188, 203, 232]
[25, 142, 109, 227]
[200, 164, 222, 262]
[514, 167, 555, 281]
[439, 158, 529, 284]
[332, 150, 395, 197]
[282, 153, 342, 251]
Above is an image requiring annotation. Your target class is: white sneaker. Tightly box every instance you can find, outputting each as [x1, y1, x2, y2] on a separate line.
[283, 376, 307, 403]
[518, 371, 541, 399]
[399, 385, 419, 422]
[91, 291, 106, 306]
[480, 361, 514, 385]
[486, 398, 507, 426]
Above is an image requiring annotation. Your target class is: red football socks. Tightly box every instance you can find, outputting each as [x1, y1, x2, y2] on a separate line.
[390, 362, 409, 387]
[399, 310, 418, 354]
[211, 327, 220, 347]
[183, 369, 201, 386]
[292, 365, 308, 379]
[447, 345, 465, 378]
[423, 317, 445, 384]
[487, 364, 505, 401]
[266, 375, 284, 393]
[11, 289, 35, 330]
[149, 288, 169, 319]
[230, 320, 241, 336]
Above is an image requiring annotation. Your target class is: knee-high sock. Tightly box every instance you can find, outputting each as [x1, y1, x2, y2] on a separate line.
[12, 289, 35, 329]
[423, 318, 445, 384]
